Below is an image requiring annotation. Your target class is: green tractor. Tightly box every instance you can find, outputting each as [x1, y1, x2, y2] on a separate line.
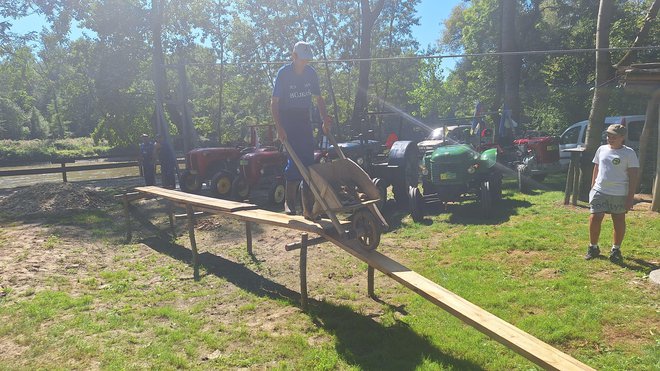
[409, 126, 503, 221]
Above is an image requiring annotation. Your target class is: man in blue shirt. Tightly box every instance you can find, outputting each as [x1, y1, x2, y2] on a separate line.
[271, 41, 332, 218]
[139, 134, 156, 186]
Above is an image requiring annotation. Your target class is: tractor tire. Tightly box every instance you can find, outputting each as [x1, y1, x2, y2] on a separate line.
[372, 177, 388, 210]
[489, 172, 503, 201]
[269, 179, 286, 205]
[180, 170, 202, 193]
[409, 186, 425, 222]
[231, 176, 250, 201]
[388, 141, 419, 206]
[210, 171, 234, 198]
[480, 180, 492, 216]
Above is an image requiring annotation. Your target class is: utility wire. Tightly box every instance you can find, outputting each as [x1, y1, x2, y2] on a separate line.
[182, 46, 660, 67]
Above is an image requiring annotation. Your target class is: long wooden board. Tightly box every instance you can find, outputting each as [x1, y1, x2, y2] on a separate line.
[132, 186, 594, 370]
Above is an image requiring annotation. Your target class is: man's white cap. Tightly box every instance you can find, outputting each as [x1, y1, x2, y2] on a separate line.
[293, 41, 314, 60]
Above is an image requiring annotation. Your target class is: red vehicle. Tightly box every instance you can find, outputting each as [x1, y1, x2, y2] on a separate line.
[179, 125, 276, 198]
[513, 135, 561, 191]
[232, 146, 288, 205]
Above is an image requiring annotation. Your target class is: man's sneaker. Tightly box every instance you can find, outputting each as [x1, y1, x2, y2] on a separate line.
[609, 248, 623, 262]
[584, 245, 600, 260]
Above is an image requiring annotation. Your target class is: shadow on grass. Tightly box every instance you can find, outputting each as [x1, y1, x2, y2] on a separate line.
[140, 235, 483, 370]
[595, 255, 659, 275]
[382, 196, 533, 230]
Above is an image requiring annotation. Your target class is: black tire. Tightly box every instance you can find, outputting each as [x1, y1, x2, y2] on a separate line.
[480, 180, 492, 216]
[489, 172, 502, 201]
[409, 186, 424, 222]
[351, 209, 381, 250]
[372, 177, 388, 210]
[210, 171, 234, 198]
[180, 170, 202, 193]
[269, 179, 286, 205]
[231, 176, 250, 200]
[389, 141, 419, 205]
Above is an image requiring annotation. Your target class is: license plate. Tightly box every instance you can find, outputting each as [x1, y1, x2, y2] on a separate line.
[546, 145, 558, 151]
[239, 159, 248, 165]
[440, 172, 456, 180]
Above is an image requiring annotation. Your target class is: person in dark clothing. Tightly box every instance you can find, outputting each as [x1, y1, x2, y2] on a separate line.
[155, 135, 177, 189]
[138, 134, 156, 186]
[271, 41, 332, 218]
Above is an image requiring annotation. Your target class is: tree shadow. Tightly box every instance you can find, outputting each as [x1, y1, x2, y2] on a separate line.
[140, 235, 483, 370]
[445, 198, 533, 226]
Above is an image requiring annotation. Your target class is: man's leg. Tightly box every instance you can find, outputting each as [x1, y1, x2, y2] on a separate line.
[589, 212, 605, 246]
[611, 213, 626, 246]
[285, 180, 300, 215]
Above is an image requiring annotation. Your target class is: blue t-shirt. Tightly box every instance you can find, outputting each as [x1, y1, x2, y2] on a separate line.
[272, 63, 321, 111]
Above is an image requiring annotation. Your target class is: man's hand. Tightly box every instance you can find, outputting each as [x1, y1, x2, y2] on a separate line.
[276, 125, 287, 142]
[625, 196, 634, 211]
[322, 115, 333, 135]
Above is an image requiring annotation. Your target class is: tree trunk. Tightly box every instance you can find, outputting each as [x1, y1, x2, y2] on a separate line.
[350, 0, 385, 136]
[579, 0, 614, 201]
[638, 89, 660, 193]
[501, 0, 522, 121]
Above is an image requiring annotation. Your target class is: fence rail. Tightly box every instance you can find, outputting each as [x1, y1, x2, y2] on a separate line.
[0, 158, 185, 183]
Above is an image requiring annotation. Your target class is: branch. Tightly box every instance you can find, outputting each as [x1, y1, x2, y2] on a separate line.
[615, 0, 660, 68]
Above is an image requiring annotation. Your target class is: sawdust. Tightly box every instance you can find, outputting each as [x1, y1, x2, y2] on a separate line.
[0, 183, 114, 217]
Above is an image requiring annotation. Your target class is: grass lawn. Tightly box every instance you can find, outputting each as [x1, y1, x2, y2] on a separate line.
[0, 175, 658, 370]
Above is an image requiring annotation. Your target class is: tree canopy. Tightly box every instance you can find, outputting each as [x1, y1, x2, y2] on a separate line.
[0, 0, 658, 146]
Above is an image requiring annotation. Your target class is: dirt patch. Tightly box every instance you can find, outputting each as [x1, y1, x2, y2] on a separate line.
[0, 183, 114, 217]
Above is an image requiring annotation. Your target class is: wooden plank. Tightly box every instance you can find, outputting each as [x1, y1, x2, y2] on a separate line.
[132, 184, 593, 370]
[135, 186, 258, 212]
[320, 233, 594, 371]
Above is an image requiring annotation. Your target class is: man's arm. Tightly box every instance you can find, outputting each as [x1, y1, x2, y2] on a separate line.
[626, 167, 639, 210]
[271, 97, 285, 141]
[315, 95, 332, 134]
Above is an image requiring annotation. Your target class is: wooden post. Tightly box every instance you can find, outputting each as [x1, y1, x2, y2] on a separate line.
[571, 158, 581, 205]
[123, 195, 132, 242]
[186, 204, 200, 281]
[61, 162, 67, 182]
[167, 201, 176, 237]
[564, 156, 575, 205]
[246, 222, 253, 255]
[368, 266, 375, 298]
[299, 233, 308, 311]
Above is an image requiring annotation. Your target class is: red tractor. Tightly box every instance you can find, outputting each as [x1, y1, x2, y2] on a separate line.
[231, 146, 288, 206]
[513, 135, 561, 192]
[179, 125, 276, 198]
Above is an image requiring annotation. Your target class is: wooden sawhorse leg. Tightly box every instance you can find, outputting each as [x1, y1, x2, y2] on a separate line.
[246, 222, 253, 255]
[186, 204, 200, 281]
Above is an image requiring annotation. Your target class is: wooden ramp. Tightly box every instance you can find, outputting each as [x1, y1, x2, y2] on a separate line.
[129, 186, 593, 370]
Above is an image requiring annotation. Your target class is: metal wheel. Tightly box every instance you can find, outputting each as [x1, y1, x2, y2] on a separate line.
[211, 171, 233, 198]
[180, 170, 202, 193]
[269, 179, 286, 205]
[231, 176, 250, 200]
[351, 209, 381, 250]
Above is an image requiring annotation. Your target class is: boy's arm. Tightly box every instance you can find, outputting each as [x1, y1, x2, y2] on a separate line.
[626, 167, 639, 210]
[591, 164, 599, 189]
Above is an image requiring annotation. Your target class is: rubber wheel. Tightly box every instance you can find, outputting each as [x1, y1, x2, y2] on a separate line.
[210, 171, 234, 198]
[489, 172, 502, 201]
[269, 179, 286, 205]
[351, 209, 381, 250]
[372, 177, 388, 210]
[409, 186, 424, 222]
[480, 180, 492, 216]
[231, 176, 250, 200]
[180, 170, 202, 193]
